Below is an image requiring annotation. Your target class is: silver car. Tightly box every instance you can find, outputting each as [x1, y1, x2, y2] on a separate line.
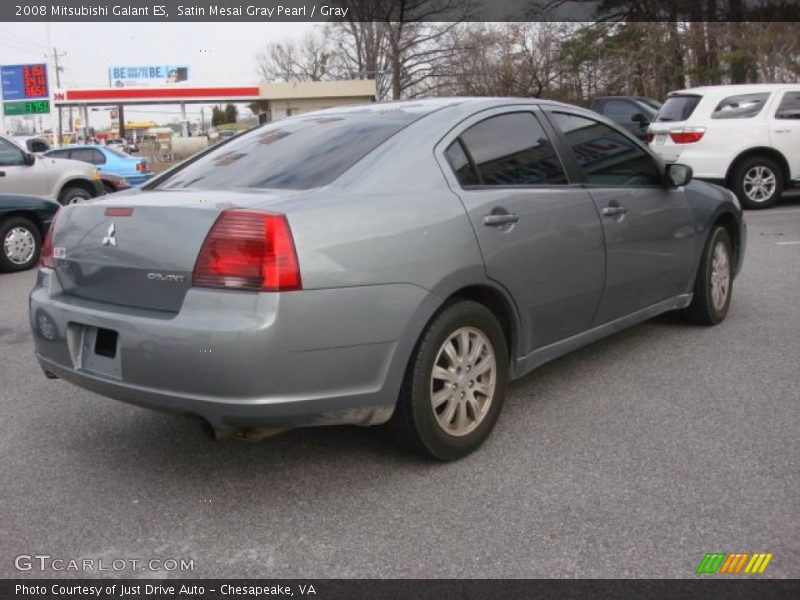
[30, 98, 746, 460]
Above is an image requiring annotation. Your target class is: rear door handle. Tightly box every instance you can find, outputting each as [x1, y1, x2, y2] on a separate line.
[483, 213, 520, 227]
[601, 205, 628, 217]
[0, 171, 5, 177]
[773, 129, 790, 134]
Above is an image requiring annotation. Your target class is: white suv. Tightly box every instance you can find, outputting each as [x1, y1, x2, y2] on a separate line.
[648, 84, 800, 209]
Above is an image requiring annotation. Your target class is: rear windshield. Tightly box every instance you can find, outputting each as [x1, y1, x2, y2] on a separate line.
[154, 110, 424, 191]
[655, 95, 701, 122]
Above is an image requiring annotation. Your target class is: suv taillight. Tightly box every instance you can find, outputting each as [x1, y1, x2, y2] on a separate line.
[669, 127, 706, 144]
[40, 210, 60, 268]
[193, 209, 301, 292]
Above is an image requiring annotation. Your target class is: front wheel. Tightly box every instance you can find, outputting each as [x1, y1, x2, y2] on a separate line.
[683, 226, 734, 326]
[389, 301, 509, 461]
[0, 216, 42, 272]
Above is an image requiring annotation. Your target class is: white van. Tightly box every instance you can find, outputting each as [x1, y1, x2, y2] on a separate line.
[648, 84, 800, 209]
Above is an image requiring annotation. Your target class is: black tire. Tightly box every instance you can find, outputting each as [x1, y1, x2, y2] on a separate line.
[0, 216, 42, 272]
[389, 300, 509, 461]
[683, 226, 734, 326]
[731, 156, 784, 210]
[103, 182, 115, 194]
[59, 185, 92, 206]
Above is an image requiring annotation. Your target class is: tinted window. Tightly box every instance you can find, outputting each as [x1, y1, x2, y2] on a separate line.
[712, 93, 769, 119]
[69, 148, 96, 164]
[0, 138, 25, 166]
[656, 95, 701, 122]
[445, 140, 480, 186]
[46, 149, 70, 159]
[27, 139, 49, 153]
[457, 112, 567, 186]
[550, 112, 661, 186]
[155, 110, 425, 190]
[604, 100, 638, 122]
[776, 91, 800, 120]
[91, 149, 107, 164]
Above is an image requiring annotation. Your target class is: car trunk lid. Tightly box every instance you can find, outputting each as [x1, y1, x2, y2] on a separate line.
[51, 189, 300, 312]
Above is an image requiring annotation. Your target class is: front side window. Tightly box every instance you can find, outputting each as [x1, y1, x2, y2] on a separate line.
[775, 91, 800, 120]
[712, 93, 770, 119]
[550, 112, 662, 186]
[456, 112, 567, 186]
[0, 138, 25, 166]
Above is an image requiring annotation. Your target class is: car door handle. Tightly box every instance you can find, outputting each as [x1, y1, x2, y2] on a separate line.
[0, 171, 5, 177]
[483, 213, 520, 227]
[601, 205, 628, 217]
[773, 129, 790, 134]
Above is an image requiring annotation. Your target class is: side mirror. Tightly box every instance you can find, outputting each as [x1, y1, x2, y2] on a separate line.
[22, 152, 35, 166]
[632, 113, 649, 128]
[666, 163, 693, 188]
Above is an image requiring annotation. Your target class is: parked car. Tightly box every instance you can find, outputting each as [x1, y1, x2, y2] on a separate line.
[0, 194, 59, 272]
[100, 172, 132, 194]
[648, 83, 800, 209]
[590, 96, 661, 140]
[13, 135, 51, 154]
[0, 133, 104, 205]
[30, 98, 745, 460]
[44, 144, 153, 186]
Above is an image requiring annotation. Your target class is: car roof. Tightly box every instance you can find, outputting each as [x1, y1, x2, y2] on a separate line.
[669, 83, 800, 96]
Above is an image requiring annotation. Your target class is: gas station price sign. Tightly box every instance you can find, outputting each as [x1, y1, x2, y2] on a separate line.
[3, 100, 50, 116]
[1, 63, 50, 101]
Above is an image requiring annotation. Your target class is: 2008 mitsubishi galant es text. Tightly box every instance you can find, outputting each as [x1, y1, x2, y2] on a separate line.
[30, 98, 746, 460]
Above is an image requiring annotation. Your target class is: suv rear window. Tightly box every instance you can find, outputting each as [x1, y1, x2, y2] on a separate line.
[655, 95, 701, 122]
[712, 93, 770, 119]
[154, 110, 426, 191]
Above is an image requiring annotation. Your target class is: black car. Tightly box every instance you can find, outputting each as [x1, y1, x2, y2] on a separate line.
[0, 194, 59, 272]
[590, 96, 662, 140]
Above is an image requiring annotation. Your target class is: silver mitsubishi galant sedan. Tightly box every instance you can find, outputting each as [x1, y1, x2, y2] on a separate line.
[30, 98, 745, 460]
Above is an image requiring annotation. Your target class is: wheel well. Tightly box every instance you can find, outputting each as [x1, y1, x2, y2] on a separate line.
[448, 285, 517, 361]
[0, 210, 44, 236]
[714, 212, 740, 266]
[59, 179, 95, 199]
[725, 147, 790, 187]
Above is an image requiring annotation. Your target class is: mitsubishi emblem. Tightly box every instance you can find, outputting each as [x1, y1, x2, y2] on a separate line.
[102, 222, 117, 247]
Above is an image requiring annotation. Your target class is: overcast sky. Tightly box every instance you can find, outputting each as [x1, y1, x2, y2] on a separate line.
[0, 21, 314, 132]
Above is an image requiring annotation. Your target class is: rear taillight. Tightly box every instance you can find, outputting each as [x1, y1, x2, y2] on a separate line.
[136, 161, 148, 172]
[40, 210, 60, 269]
[645, 132, 654, 144]
[193, 209, 301, 292]
[669, 127, 706, 144]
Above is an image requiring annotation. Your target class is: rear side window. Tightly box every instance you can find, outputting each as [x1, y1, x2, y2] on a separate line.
[656, 95, 701, 122]
[155, 110, 426, 190]
[775, 91, 800, 119]
[603, 100, 638, 122]
[445, 141, 480, 186]
[455, 112, 567, 186]
[46, 149, 70, 159]
[550, 112, 662, 186]
[712, 93, 770, 119]
[69, 148, 97, 164]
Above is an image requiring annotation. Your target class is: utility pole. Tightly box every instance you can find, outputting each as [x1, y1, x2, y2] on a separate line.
[200, 106, 205, 135]
[51, 47, 66, 146]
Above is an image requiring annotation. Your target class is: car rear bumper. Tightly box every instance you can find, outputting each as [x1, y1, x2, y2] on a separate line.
[125, 174, 153, 186]
[30, 269, 436, 430]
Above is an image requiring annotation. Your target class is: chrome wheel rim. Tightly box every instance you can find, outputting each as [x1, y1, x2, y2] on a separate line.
[430, 326, 496, 437]
[710, 241, 731, 312]
[4, 226, 36, 265]
[743, 165, 776, 203]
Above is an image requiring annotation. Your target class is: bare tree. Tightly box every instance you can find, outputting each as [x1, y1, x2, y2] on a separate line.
[255, 30, 338, 82]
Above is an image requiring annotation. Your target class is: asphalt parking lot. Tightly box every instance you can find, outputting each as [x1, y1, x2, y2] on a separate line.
[1, 201, 798, 580]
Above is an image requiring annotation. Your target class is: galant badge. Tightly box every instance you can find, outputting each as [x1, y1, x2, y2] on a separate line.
[102, 223, 117, 247]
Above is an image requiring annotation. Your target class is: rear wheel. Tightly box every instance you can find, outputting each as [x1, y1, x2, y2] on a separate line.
[683, 226, 734, 325]
[389, 301, 508, 461]
[59, 185, 92, 206]
[0, 216, 41, 272]
[731, 156, 783, 209]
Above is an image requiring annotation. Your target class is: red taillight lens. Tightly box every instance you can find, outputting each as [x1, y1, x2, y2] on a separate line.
[193, 209, 301, 292]
[669, 127, 706, 144]
[645, 132, 654, 144]
[136, 161, 148, 172]
[40, 210, 60, 268]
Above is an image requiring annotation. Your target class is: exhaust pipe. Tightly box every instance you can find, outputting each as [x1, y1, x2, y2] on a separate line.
[202, 421, 286, 442]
